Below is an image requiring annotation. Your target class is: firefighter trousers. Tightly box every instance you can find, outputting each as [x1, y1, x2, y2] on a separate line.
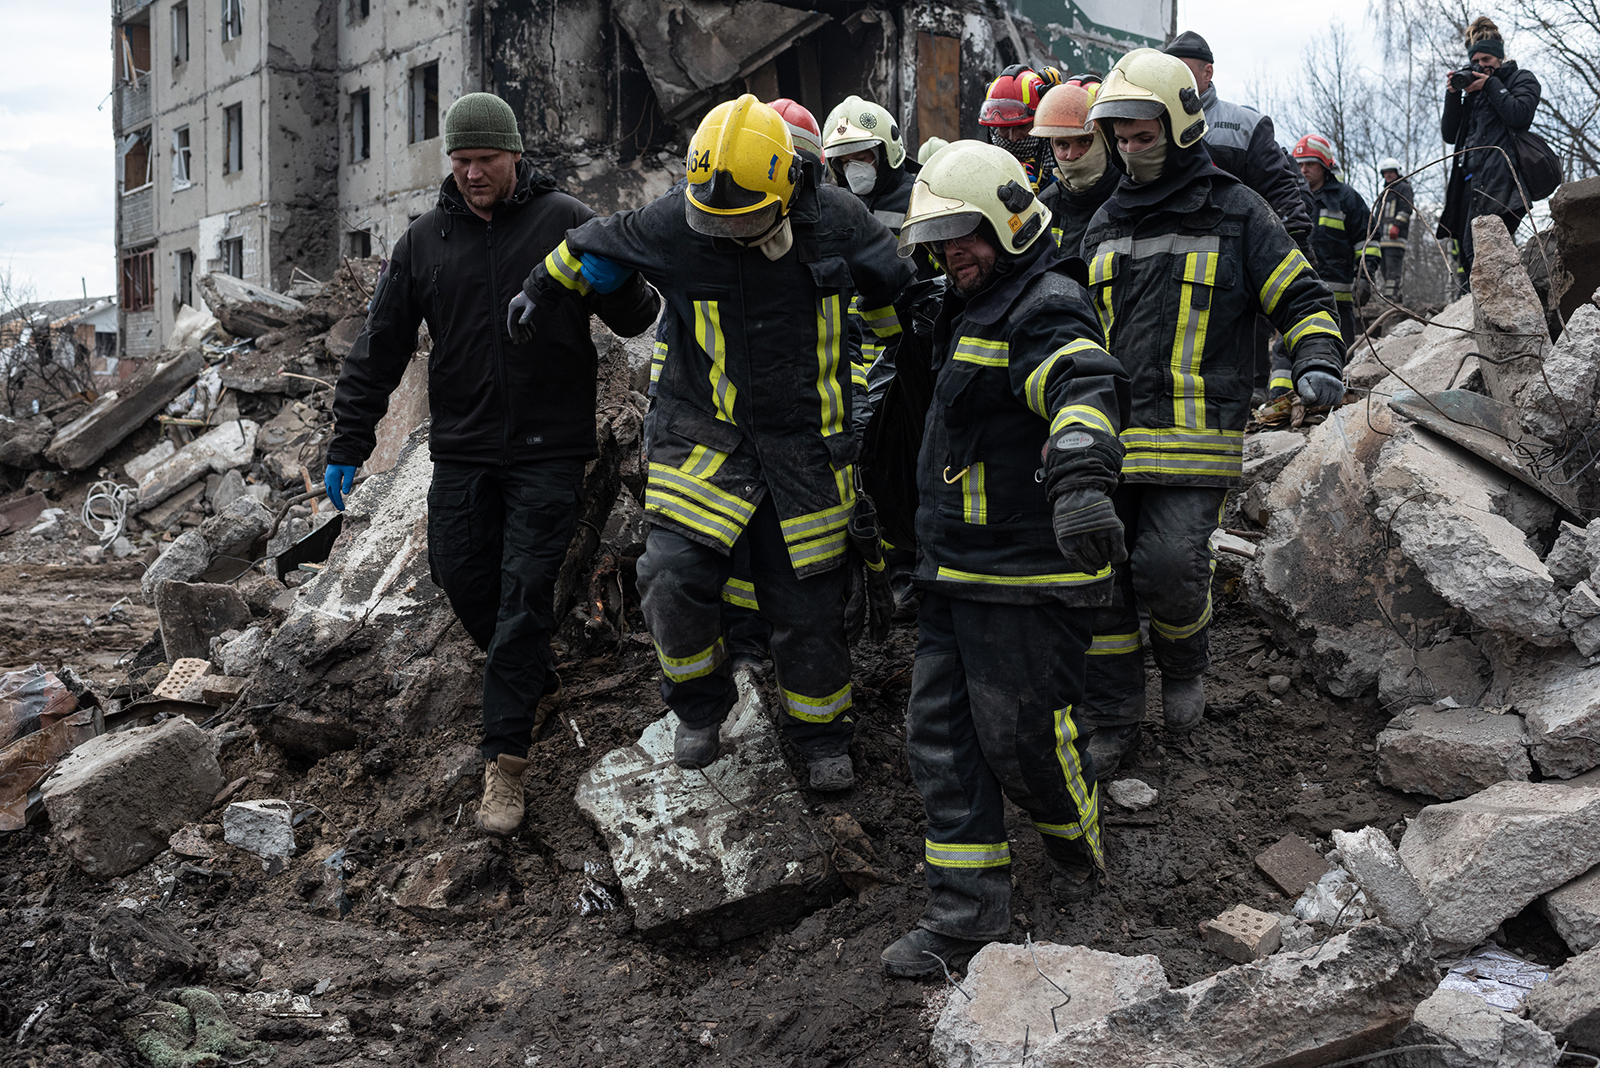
[907, 592, 1101, 940]
[1079, 484, 1228, 733]
[1380, 246, 1406, 300]
[636, 495, 855, 757]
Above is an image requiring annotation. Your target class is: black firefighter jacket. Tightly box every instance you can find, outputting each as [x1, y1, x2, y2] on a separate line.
[1309, 174, 1381, 297]
[329, 162, 659, 468]
[1377, 177, 1416, 248]
[1083, 169, 1343, 487]
[915, 238, 1130, 606]
[1439, 62, 1542, 237]
[524, 173, 915, 578]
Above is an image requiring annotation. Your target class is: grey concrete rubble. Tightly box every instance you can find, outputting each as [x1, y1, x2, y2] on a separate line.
[1522, 943, 1600, 1051]
[44, 348, 204, 470]
[1543, 865, 1600, 953]
[1374, 706, 1532, 800]
[1561, 581, 1600, 657]
[1254, 833, 1331, 898]
[1544, 520, 1596, 590]
[1398, 782, 1600, 955]
[1390, 988, 1558, 1068]
[1378, 637, 1492, 710]
[1520, 302, 1600, 442]
[154, 581, 254, 662]
[1200, 904, 1282, 963]
[1504, 650, 1600, 779]
[197, 273, 307, 338]
[1106, 778, 1157, 811]
[132, 419, 260, 514]
[1330, 826, 1431, 935]
[222, 799, 296, 863]
[1469, 217, 1551, 411]
[1240, 431, 1306, 489]
[139, 530, 213, 600]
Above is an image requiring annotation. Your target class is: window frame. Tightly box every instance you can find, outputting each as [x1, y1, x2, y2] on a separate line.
[172, 3, 190, 65]
[121, 246, 156, 312]
[223, 103, 243, 176]
[121, 126, 155, 194]
[171, 125, 192, 189]
[176, 249, 195, 308]
[350, 88, 371, 162]
[222, 237, 245, 279]
[410, 62, 440, 144]
[221, 0, 243, 43]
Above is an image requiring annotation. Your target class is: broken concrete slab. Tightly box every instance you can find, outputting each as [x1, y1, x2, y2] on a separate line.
[137, 481, 207, 532]
[1549, 176, 1600, 324]
[1240, 431, 1306, 489]
[133, 420, 259, 514]
[222, 799, 295, 863]
[932, 942, 1169, 1068]
[1470, 215, 1551, 408]
[1561, 581, 1600, 657]
[1543, 865, 1600, 953]
[40, 717, 223, 877]
[197, 496, 273, 563]
[209, 468, 247, 513]
[140, 530, 212, 601]
[154, 581, 253, 662]
[197, 272, 305, 338]
[1255, 833, 1333, 898]
[1521, 302, 1600, 442]
[1375, 706, 1532, 800]
[1545, 521, 1593, 589]
[198, 676, 247, 707]
[1522, 943, 1600, 1052]
[1201, 904, 1282, 963]
[1331, 826, 1431, 935]
[1107, 779, 1157, 811]
[365, 354, 429, 476]
[217, 626, 266, 678]
[123, 439, 176, 484]
[1391, 987, 1558, 1068]
[1399, 781, 1600, 955]
[1378, 637, 1492, 710]
[45, 348, 204, 470]
[88, 909, 206, 989]
[574, 669, 836, 940]
[1028, 923, 1435, 1067]
[1504, 650, 1600, 779]
[380, 840, 507, 920]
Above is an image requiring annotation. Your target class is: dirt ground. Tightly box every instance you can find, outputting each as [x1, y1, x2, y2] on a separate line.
[0, 551, 1578, 1068]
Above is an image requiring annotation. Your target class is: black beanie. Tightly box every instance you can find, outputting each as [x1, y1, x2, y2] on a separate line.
[1468, 37, 1504, 58]
[1164, 31, 1214, 64]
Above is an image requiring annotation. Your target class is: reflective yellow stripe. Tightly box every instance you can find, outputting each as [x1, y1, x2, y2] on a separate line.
[1286, 311, 1342, 347]
[1024, 340, 1105, 419]
[925, 840, 1011, 869]
[1269, 375, 1294, 390]
[1258, 249, 1309, 315]
[1051, 404, 1114, 435]
[694, 300, 737, 424]
[645, 463, 756, 547]
[953, 336, 1009, 367]
[1171, 251, 1216, 429]
[654, 637, 725, 681]
[780, 681, 852, 723]
[679, 444, 728, 479]
[815, 294, 845, 439]
[859, 304, 902, 337]
[850, 364, 869, 390]
[647, 463, 755, 522]
[960, 462, 986, 525]
[1088, 631, 1141, 656]
[1119, 426, 1243, 480]
[781, 483, 855, 571]
[1050, 704, 1103, 866]
[934, 564, 1111, 587]
[720, 577, 759, 611]
[1151, 593, 1212, 641]
[651, 338, 667, 388]
[1089, 251, 1116, 337]
[542, 241, 593, 294]
[1319, 209, 1346, 231]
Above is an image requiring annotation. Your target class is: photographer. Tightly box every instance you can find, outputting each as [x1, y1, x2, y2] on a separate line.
[1438, 16, 1541, 292]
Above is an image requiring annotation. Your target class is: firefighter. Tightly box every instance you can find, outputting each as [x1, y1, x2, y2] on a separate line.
[1292, 133, 1380, 351]
[880, 140, 1131, 977]
[1375, 157, 1414, 303]
[511, 96, 914, 790]
[1032, 80, 1120, 258]
[979, 64, 1065, 192]
[1077, 51, 1344, 773]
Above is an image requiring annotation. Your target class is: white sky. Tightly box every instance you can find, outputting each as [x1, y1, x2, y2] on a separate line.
[0, 0, 1386, 303]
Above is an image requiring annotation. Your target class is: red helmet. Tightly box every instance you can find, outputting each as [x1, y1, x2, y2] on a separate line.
[1292, 133, 1337, 171]
[766, 98, 824, 163]
[978, 64, 1063, 127]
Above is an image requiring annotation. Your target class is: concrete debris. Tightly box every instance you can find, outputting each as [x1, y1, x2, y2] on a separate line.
[198, 676, 247, 706]
[0, 414, 53, 469]
[1503, 649, 1600, 778]
[1028, 923, 1436, 1067]
[1106, 778, 1157, 811]
[1390, 988, 1558, 1068]
[197, 495, 274, 563]
[88, 909, 206, 989]
[140, 530, 213, 600]
[1200, 904, 1282, 962]
[1293, 867, 1372, 928]
[1522, 943, 1600, 1051]
[222, 799, 296, 863]
[1240, 431, 1306, 489]
[1469, 216, 1551, 410]
[575, 669, 836, 939]
[1398, 781, 1600, 955]
[1378, 637, 1492, 710]
[1374, 706, 1532, 800]
[216, 626, 267, 678]
[1544, 520, 1597, 590]
[600, 484, 648, 559]
[209, 468, 248, 514]
[123, 439, 176, 484]
[132, 419, 259, 514]
[154, 581, 253, 662]
[1560, 581, 1600, 657]
[1330, 826, 1431, 935]
[168, 301, 220, 351]
[380, 840, 506, 920]
[364, 354, 429, 477]
[1255, 833, 1332, 897]
[1543, 864, 1600, 953]
[197, 272, 307, 338]
[44, 348, 204, 470]
[931, 942, 1169, 1068]
[1520, 301, 1600, 442]
[1549, 176, 1600, 324]
[40, 717, 223, 877]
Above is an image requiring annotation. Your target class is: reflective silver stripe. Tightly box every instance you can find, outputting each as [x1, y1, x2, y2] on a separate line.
[654, 637, 725, 681]
[780, 682, 852, 723]
[647, 464, 756, 521]
[1119, 428, 1242, 449]
[1099, 233, 1220, 259]
[924, 840, 1011, 869]
[1320, 209, 1346, 220]
[643, 487, 746, 547]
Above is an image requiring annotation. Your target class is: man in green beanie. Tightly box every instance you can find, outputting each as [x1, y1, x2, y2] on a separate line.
[325, 92, 660, 837]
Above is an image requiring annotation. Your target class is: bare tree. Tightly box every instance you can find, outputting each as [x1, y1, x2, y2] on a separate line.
[0, 266, 96, 416]
[1289, 22, 1383, 200]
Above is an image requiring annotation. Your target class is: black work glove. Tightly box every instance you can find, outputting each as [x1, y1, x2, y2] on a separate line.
[1354, 276, 1373, 307]
[506, 278, 563, 344]
[846, 496, 893, 643]
[1051, 488, 1128, 574]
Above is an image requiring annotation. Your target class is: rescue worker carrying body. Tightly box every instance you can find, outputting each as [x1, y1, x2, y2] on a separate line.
[1032, 80, 1120, 258]
[1076, 51, 1344, 774]
[979, 64, 1066, 193]
[512, 95, 915, 791]
[878, 140, 1132, 978]
[1375, 157, 1414, 303]
[1292, 133, 1380, 351]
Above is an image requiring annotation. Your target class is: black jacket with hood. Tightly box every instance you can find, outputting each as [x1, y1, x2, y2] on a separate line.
[330, 160, 660, 468]
[1438, 61, 1541, 238]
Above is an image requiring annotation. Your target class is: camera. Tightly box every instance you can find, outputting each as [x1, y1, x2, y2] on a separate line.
[1449, 62, 1489, 92]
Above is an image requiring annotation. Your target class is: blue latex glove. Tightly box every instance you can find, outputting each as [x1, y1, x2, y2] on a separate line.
[578, 253, 632, 294]
[1297, 370, 1346, 408]
[324, 464, 357, 510]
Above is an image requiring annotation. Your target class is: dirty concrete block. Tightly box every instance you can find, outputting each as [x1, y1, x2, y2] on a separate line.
[46, 349, 204, 470]
[155, 581, 253, 662]
[1239, 481, 1272, 527]
[153, 657, 211, 701]
[223, 799, 295, 861]
[1391, 988, 1559, 1068]
[601, 484, 648, 558]
[575, 670, 837, 940]
[1107, 779, 1157, 811]
[1371, 428, 1565, 646]
[1522, 943, 1600, 1052]
[199, 496, 272, 562]
[1549, 176, 1600, 322]
[1201, 904, 1283, 962]
[382, 840, 503, 920]
[88, 910, 206, 989]
[1241, 431, 1307, 489]
[215, 945, 263, 982]
[217, 626, 266, 677]
[1398, 782, 1600, 956]
[40, 717, 223, 877]
[137, 481, 208, 534]
[1255, 833, 1332, 897]
[931, 943, 1169, 1068]
[621, 332, 657, 396]
[1524, 303, 1600, 442]
[1028, 923, 1436, 1067]
[1561, 582, 1600, 658]
[322, 314, 365, 359]
[199, 676, 247, 706]
[1543, 865, 1600, 953]
[1375, 707, 1532, 800]
[1470, 216, 1551, 407]
[1267, 674, 1291, 694]
[1508, 651, 1600, 778]
[365, 354, 429, 477]
[124, 440, 177, 484]
[134, 420, 259, 514]
[1378, 638, 1492, 709]
[266, 515, 310, 558]
[197, 272, 305, 337]
[1330, 826, 1431, 934]
[1545, 522, 1594, 590]
[209, 469, 247, 513]
[258, 708, 358, 761]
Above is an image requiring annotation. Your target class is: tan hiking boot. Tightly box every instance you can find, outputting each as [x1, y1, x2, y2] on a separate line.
[533, 672, 565, 735]
[477, 753, 530, 836]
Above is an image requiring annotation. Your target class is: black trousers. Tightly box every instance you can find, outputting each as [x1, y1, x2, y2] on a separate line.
[427, 458, 586, 762]
[636, 496, 854, 757]
[907, 592, 1100, 939]
[1380, 245, 1406, 300]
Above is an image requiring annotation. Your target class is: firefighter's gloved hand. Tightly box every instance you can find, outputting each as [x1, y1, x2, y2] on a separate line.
[578, 254, 632, 294]
[507, 291, 539, 344]
[1051, 489, 1127, 575]
[1297, 371, 1345, 408]
[324, 464, 357, 511]
[1354, 276, 1374, 307]
[1388, 224, 1401, 239]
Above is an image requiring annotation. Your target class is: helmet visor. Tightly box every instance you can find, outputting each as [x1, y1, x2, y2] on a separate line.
[1086, 98, 1165, 124]
[825, 136, 882, 158]
[897, 211, 982, 257]
[979, 97, 1034, 127]
[686, 199, 781, 239]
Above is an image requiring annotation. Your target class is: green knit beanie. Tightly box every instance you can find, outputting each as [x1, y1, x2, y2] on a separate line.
[444, 93, 523, 153]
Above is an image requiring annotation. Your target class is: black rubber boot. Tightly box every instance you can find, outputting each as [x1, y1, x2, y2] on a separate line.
[808, 754, 854, 791]
[880, 927, 989, 979]
[1161, 674, 1205, 733]
[1050, 858, 1102, 903]
[1086, 723, 1142, 778]
[674, 721, 720, 769]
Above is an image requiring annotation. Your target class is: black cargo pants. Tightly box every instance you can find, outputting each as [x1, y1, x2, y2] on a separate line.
[427, 458, 586, 762]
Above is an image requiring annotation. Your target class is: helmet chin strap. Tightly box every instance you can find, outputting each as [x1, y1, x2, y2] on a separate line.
[734, 213, 794, 261]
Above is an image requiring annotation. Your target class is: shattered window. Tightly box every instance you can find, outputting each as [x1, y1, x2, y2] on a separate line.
[121, 247, 155, 312]
[222, 237, 245, 279]
[172, 3, 190, 65]
[223, 103, 243, 175]
[351, 90, 371, 162]
[172, 125, 192, 189]
[222, 0, 243, 43]
[119, 23, 150, 85]
[121, 127, 153, 193]
[177, 249, 195, 308]
[348, 231, 372, 258]
[410, 62, 439, 143]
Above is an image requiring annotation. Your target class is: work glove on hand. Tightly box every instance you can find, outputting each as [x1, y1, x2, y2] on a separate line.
[578, 254, 633, 294]
[1387, 224, 1401, 239]
[1296, 370, 1346, 408]
[1354, 277, 1374, 307]
[506, 291, 539, 344]
[324, 464, 358, 511]
[1051, 488, 1127, 575]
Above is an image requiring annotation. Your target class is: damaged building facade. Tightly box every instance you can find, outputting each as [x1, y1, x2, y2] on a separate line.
[111, 0, 1173, 362]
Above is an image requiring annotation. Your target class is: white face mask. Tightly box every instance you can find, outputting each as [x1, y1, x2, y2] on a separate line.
[844, 160, 877, 196]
